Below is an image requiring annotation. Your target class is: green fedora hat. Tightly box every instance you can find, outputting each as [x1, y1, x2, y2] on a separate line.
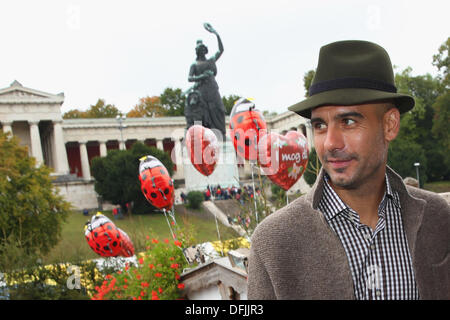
[288, 40, 415, 118]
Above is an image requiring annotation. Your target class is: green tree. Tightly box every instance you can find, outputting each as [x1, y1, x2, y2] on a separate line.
[431, 37, 450, 172]
[303, 70, 315, 97]
[62, 99, 119, 119]
[222, 94, 241, 115]
[86, 99, 120, 118]
[0, 133, 71, 262]
[303, 148, 321, 186]
[160, 87, 186, 117]
[389, 67, 447, 183]
[91, 142, 174, 215]
[62, 109, 87, 119]
[432, 37, 449, 88]
[186, 191, 204, 209]
[127, 96, 165, 118]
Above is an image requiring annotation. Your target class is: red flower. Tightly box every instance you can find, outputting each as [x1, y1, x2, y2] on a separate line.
[170, 263, 179, 269]
[152, 238, 159, 244]
[155, 272, 162, 278]
[136, 274, 142, 280]
[164, 238, 169, 244]
[123, 284, 128, 290]
[146, 235, 150, 240]
[148, 264, 155, 269]
[140, 290, 146, 297]
[178, 283, 185, 290]
[171, 221, 175, 225]
[174, 240, 182, 247]
[138, 257, 144, 265]
[158, 287, 163, 294]
[141, 282, 149, 288]
[151, 290, 159, 300]
[169, 257, 175, 261]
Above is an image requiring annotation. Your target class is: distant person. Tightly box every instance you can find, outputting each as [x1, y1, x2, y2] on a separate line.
[180, 191, 187, 204]
[248, 40, 449, 300]
[112, 207, 118, 219]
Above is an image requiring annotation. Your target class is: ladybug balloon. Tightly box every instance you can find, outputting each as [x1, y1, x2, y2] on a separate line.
[229, 98, 267, 161]
[185, 124, 219, 176]
[84, 213, 135, 257]
[258, 130, 309, 191]
[139, 155, 175, 210]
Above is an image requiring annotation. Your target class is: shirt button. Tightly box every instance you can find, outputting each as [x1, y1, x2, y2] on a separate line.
[376, 290, 381, 297]
[370, 244, 376, 250]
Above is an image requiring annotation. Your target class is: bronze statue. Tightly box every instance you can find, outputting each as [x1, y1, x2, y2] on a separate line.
[186, 23, 226, 140]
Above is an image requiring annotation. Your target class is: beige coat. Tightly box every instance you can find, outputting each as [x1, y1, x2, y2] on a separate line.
[247, 167, 449, 299]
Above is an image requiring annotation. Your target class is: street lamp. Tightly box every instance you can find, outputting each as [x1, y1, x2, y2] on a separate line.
[414, 162, 420, 187]
[116, 114, 127, 150]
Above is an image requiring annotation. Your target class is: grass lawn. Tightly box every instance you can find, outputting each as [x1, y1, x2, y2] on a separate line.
[43, 204, 240, 265]
[424, 180, 450, 193]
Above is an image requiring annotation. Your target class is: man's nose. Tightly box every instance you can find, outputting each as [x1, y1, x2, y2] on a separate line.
[323, 124, 345, 152]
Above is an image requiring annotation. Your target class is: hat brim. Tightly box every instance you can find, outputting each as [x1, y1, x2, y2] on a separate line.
[288, 88, 415, 119]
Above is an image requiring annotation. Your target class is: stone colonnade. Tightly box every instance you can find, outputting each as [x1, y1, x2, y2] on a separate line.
[66, 137, 181, 181]
[1, 119, 70, 174]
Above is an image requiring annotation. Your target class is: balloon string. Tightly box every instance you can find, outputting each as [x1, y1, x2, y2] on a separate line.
[163, 208, 176, 241]
[250, 161, 259, 224]
[208, 176, 223, 256]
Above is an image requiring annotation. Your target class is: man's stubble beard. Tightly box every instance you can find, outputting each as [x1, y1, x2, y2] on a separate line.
[323, 130, 388, 190]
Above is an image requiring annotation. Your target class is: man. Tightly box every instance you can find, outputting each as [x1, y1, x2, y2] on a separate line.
[247, 40, 449, 300]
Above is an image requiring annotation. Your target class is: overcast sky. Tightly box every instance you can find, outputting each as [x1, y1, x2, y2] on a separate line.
[0, 0, 448, 115]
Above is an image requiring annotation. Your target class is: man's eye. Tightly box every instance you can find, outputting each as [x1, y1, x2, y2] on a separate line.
[343, 119, 356, 125]
[313, 122, 327, 130]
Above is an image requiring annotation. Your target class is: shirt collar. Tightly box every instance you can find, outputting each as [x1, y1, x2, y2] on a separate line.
[320, 172, 401, 221]
[385, 173, 401, 209]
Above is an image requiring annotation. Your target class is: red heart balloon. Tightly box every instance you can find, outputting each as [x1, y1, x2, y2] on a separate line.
[258, 131, 309, 191]
[185, 125, 219, 176]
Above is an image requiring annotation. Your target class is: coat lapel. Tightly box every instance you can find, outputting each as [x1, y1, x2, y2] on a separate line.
[386, 167, 426, 258]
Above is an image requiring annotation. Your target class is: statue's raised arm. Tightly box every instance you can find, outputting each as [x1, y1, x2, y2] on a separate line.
[204, 23, 224, 62]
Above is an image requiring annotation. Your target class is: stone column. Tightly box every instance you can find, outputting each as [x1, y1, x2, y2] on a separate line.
[29, 121, 44, 166]
[2, 121, 12, 134]
[99, 140, 107, 157]
[156, 139, 164, 151]
[52, 120, 70, 174]
[119, 140, 126, 151]
[79, 141, 91, 180]
[173, 138, 184, 178]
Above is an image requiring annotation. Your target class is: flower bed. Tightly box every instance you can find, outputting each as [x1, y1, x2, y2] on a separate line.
[91, 237, 188, 300]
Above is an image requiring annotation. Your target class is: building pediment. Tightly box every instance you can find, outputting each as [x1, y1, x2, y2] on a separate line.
[0, 80, 64, 104]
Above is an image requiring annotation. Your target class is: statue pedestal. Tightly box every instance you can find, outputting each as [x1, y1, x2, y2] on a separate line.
[183, 140, 240, 192]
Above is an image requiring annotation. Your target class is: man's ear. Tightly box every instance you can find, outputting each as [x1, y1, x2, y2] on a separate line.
[383, 107, 400, 142]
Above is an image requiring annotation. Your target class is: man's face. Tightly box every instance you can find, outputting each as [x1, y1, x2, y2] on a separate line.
[311, 103, 393, 190]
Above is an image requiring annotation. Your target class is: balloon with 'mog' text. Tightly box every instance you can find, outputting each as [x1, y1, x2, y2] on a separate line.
[258, 130, 308, 191]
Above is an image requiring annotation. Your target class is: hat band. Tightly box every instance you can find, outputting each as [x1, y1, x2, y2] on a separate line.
[309, 77, 397, 96]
